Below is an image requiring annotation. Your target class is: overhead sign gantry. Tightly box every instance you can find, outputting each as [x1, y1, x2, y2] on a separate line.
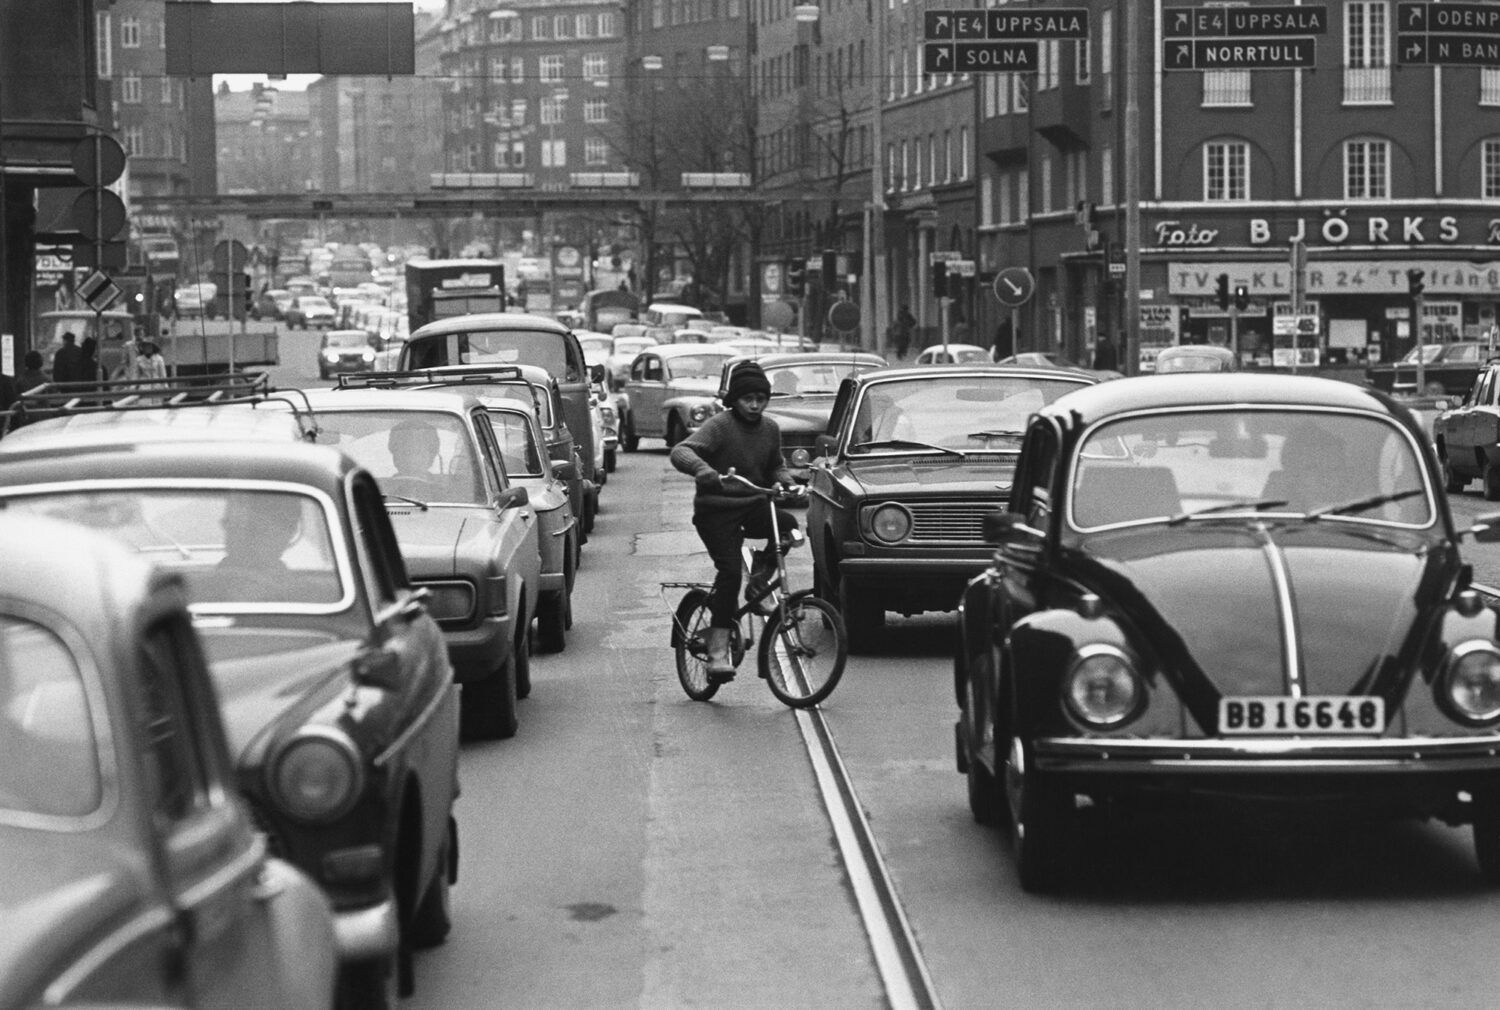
[922, 8, 1089, 74]
[1162, 4, 1327, 70]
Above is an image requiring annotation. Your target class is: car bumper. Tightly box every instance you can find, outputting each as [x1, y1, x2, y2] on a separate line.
[322, 358, 372, 374]
[442, 614, 515, 682]
[1035, 734, 1500, 775]
[333, 897, 399, 963]
[837, 556, 990, 608]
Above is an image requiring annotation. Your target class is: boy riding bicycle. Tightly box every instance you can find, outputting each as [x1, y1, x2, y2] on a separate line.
[670, 360, 801, 681]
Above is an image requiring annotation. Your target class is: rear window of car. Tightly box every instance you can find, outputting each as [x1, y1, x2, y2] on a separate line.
[406, 328, 580, 381]
[313, 409, 489, 506]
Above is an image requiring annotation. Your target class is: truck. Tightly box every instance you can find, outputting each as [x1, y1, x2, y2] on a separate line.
[405, 257, 506, 333]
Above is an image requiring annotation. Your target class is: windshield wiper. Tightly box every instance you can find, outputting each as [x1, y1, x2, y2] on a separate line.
[967, 429, 1025, 443]
[1167, 499, 1289, 526]
[1307, 488, 1422, 520]
[851, 438, 964, 457]
[383, 492, 430, 511]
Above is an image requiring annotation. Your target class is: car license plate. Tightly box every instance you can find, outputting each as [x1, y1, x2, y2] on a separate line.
[1219, 696, 1385, 735]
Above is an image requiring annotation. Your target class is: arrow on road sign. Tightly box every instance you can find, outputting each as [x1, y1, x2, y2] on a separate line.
[923, 44, 955, 72]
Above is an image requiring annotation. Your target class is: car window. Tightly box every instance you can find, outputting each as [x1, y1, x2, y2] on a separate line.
[350, 477, 404, 607]
[485, 411, 545, 478]
[1071, 409, 1433, 529]
[312, 410, 488, 506]
[1475, 371, 1494, 408]
[3, 489, 347, 606]
[1452, 344, 1481, 362]
[643, 358, 664, 381]
[0, 614, 101, 817]
[666, 354, 732, 379]
[405, 328, 570, 378]
[1010, 423, 1060, 530]
[847, 376, 1087, 453]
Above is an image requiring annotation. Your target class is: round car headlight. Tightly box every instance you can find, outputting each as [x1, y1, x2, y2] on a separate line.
[269, 729, 363, 823]
[322, 348, 339, 361]
[1064, 645, 1143, 728]
[790, 448, 811, 467]
[1443, 641, 1500, 725]
[869, 503, 913, 543]
[361, 347, 376, 360]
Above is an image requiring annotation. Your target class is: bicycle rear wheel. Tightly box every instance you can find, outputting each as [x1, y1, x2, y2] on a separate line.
[673, 589, 720, 701]
[760, 593, 847, 708]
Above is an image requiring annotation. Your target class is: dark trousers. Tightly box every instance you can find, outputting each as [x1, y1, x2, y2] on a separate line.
[693, 502, 800, 627]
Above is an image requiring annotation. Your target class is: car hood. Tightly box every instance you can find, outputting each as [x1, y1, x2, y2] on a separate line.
[0, 828, 142, 1007]
[766, 397, 837, 433]
[200, 637, 363, 756]
[846, 456, 1018, 496]
[1074, 522, 1444, 708]
[387, 508, 476, 574]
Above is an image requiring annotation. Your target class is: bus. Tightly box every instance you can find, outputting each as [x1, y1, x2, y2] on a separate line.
[405, 258, 507, 333]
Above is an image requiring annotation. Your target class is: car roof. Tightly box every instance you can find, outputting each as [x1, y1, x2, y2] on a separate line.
[0, 405, 309, 453]
[853, 363, 1099, 387]
[731, 351, 886, 368]
[1032, 372, 1404, 428]
[410, 312, 570, 339]
[918, 343, 987, 353]
[644, 343, 739, 358]
[0, 431, 359, 487]
[301, 387, 489, 415]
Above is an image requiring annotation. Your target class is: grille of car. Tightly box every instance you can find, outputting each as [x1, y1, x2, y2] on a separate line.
[905, 499, 1007, 543]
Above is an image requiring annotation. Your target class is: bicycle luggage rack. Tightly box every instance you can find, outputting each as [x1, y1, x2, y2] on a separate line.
[3, 371, 322, 441]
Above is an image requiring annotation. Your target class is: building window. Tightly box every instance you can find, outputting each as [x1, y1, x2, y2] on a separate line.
[943, 130, 952, 182]
[554, 14, 572, 38]
[1484, 139, 1500, 198]
[958, 126, 969, 180]
[511, 57, 525, 82]
[584, 98, 608, 123]
[1040, 39, 1060, 90]
[1483, 69, 1500, 105]
[512, 99, 528, 125]
[1203, 70, 1251, 105]
[1018, 168, 1030, 218]
[1040, 154, 1053, 213]
[998, 173, 1013, 225]
[122, 75, 142, 104]
[1344, 138, 1389, 199]
[583, 53, 608, 79]
[1344, 1, 1391, 104]
[1076, 38, 1091, 84]
[467, 144, 480, 171]
[540, 55, 564, 81]
[576, 13, 592, 37]
[96, 11, 112, 78]
[532, 16, 550, 39]
[491, 15, 520, 42]
[1014, 73, 1030, 112]
[542, 139, 567, 167]
[161, 77, 174, 105]
[1101, 144, 1114, 206]
[511, 142, 526, 167]
[1100, 9, 1114, 108]
[597, 12, 616, 36]
[121, 16, 141, 48]
[541, 95, 566, 124]
[125, 126, 143, 155]
[1204, 141, 1249, 200]
[494, 142, 509, 169]
[585, 137, 608, 164]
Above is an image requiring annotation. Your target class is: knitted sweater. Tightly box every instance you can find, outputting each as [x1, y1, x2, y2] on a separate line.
[669, 409, 794, 511]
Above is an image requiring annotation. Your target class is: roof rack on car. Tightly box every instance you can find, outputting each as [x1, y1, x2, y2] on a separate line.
[336, 365, 528, 390]
[3, 372, 322, 441]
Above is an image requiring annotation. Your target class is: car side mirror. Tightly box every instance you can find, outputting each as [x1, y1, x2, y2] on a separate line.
[1469, 511, 1500, 543]
[552, 460, 578, 483]
[815, 433, 838, 457]
[982, 509, 1041, 544]
[497, 485, 530, 509]
[589, 363, 607, 385]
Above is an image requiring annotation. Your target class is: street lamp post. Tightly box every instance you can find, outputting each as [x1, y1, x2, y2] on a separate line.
[866, 0, 888, 356]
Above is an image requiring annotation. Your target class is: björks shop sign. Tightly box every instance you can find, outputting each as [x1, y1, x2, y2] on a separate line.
[1150, 211, 1500, 247]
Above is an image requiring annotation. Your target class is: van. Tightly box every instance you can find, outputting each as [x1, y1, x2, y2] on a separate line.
[642, 302, 703, 330]
[398, 312, 600, 525]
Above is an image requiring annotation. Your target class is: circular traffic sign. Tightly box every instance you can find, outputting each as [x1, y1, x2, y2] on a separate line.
[69, 188, 127, 242]
[992, 266, 1035, 308]
[762, 262, 783, 296]
[71, 135, 127, 188]
[763, 301, 794, 330]
[827, 300, 860, 332]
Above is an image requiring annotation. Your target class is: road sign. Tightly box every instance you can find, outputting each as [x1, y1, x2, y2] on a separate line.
[925, 8, 1089, 39]
[70, 135, 127, 188]
[1395, 2, 1500, 64]
[1399, 1, 1500, 33]
[69, 188, 128, 242]
[213, 239, 250, 272]
[762, 262, 783, 296]
[924, 42, 1037, 73]
[1163, 5, 1327, 36]
[77, 269, 123, 312]
[1397, 33, 1500, 64]
[992, 267, 1035, 308]
[827, 300, 861, 332]
[1163, 36, 1316, 69]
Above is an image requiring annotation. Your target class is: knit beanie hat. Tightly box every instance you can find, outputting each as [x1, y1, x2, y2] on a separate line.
[724, 360, 771, 403]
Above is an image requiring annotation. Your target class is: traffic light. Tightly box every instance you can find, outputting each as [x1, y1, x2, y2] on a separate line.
[786, 259, 806, 297]
[932, 260, 948, 299]
[1215, 273, 1231, 310]
[1233, 284, 1249, 311]
[821, 249, 837, 291]
[1407, 269, 1426, 297]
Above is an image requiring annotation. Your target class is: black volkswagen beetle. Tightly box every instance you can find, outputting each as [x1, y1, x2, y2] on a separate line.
[955, 373, 1500, 892]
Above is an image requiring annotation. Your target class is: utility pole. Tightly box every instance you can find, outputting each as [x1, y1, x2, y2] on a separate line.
[1123, 0, 1142, 375]
[867, 0, 889, 356]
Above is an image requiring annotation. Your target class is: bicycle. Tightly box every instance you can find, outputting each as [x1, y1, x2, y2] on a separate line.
[663, 474, 848, 708]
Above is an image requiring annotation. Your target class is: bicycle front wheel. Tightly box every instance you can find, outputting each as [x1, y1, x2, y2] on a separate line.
[760, 593, 847, 708]
[674, 588, 720, 701]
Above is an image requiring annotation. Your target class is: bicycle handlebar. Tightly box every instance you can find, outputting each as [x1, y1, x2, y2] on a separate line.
[720, 471, 808, 499]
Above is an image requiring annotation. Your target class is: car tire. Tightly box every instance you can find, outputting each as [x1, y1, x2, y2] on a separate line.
[666, 414, 687, 447]
[1005, 734, 1069, 894]
[461, 648, 519, 741]
[1473, 790, 1500, 884]
[1443, 453, 1468, 494]
[583, 486, 598, 535]
[604, 447, 617, 473]
[963, 690, 1006, 827]
[838, 574, 884, 652]
[410, 818, 456, 949]
[536, 589, 568, 654]
[337, 953, 400, 1010]
[1485, 461, 1500, 502]
[622, 415, 639, 452]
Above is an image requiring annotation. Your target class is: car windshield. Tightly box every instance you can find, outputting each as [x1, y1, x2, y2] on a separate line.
[1070, 409, 1433, 529]
[326, 331, 369, 348]
[1155, 351, 1229, 373]
[0, 614, 102, 818]
[299, 296, 332, 310]
[458, 382, 551, 427]
[578, 337, 612, 354]
[848, 375, 1088, 454]
[310, 410, 489, 505]
[666, 354, 733, 379]
[0, 489, 346, 607]
[765, 360, 881, 396]
[614, 338, 655, 357]
[484, 410, 545, 478]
